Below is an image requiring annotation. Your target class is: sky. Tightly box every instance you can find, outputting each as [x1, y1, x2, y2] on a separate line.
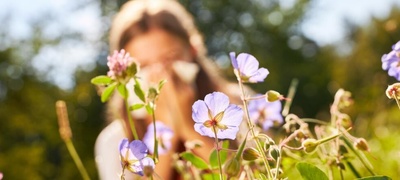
[302, 0, 400, 46]
[1, 0, 400, 89]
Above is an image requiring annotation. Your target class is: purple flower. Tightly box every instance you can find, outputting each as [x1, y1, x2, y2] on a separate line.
[230, 52, 269, 83]
[119, 139, 154, 176]
[382, 41, 400, 81]
[107, 49, 137, 81]
[248, 94, 283, 131]
[143, 121, 174, 154]
[192, 92, 243, 140]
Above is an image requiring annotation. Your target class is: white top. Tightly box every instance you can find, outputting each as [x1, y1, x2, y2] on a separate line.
[94, 120, 136, 180]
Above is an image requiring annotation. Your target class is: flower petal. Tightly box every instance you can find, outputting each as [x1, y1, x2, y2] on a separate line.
[237, 53, 259, 76]
[143, 121, 173, 154]
[129, 140, 148, 160]
[192, 100, 210, 123]
[119, 138, 130, 158]
[194, 123, 216, 138]
[219, 104, 243, 127]
[248, 68, 269, 83]
[215, 126, 240, 140]
[204, 92, 229, 117]
[128, 160, 144, 176]
[229, 52, 238, 69]
[141, 157, 155, 169]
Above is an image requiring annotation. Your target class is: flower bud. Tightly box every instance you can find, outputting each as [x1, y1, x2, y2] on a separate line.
[340, 114, 352, 128]
[295, 130, 307, 141]
[302, 138, 320, 154]
[265, 90, 282, 102]
[147, 87, 159, 101]
[224, 158, 241, 177]
[126, 61, 139, 78]
[242, 147, 261, 161]
[386, 83, 400, 99]
[143, 165, 154, 177]
[268, 145, 280, 161]
[354, 138, 370, 152]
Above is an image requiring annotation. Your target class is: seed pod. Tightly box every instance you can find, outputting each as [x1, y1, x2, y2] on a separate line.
[354, 138, 370, 152]
[242, 147, 261, 161]
[265, 90, 282, 102]
[224, 158, 241, 177]
[269, 145, 280, 161]
[302, 138, 320, 154]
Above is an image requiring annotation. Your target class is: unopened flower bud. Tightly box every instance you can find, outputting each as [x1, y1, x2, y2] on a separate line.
[340, 114, 352, 128]
[224, 158, 240, 177]
[143, 165, 154, 177]
[126, 61, 139, 78]
[295, 130, 307, 141]
[265, 90, 282, 102]
[354, 138, 370, 152]
[242, 147, 261, 161]
[268, 145, 280, 161]
[147, 87, 159, 101]
[386, 83, 400, 99]
[141, 157, 155, 177]
[302, 138, 320, 154]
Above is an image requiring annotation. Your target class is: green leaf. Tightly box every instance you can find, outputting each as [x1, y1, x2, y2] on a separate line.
[209, 140, 229, 169]
[117, 83, 128, 99]
[296, 162, 328, 180]
[356, 176, 392, 180]
[158, 79, 167, 91]
[145, 104, 153, 115]
[134, 78, 145, 102]
[101, 83, 117, 102]
[180, 152, 209, 170]
[201, 173, 219, 180]
[91, 75, 112, 85]
[129, 104, 145, 111]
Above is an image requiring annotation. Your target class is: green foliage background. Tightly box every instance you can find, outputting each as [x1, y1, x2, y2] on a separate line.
[1, 0, 400, 179]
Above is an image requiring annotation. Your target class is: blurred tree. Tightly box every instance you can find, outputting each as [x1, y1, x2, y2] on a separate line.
[320, 7, 400, 178]
[0, 1, 109, 179]
[179, 0, 334, 118]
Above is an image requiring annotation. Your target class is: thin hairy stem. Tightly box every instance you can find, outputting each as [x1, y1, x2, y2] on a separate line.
[213, 126, 224, 180]
[125, 98, 139, 140]
[237, 79, 272, 179]
[65, 139, 91, 180]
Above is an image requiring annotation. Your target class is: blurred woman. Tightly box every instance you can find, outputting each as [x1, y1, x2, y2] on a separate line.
[95, 0, 242, 179]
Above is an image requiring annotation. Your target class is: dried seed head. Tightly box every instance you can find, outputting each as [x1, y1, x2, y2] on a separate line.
[55, 101, 72, 141]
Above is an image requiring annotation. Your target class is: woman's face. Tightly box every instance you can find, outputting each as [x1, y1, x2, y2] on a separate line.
[124, 28, 194, 68]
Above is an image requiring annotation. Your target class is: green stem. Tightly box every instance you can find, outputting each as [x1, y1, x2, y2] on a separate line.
[342, 136, 375, 175]
[237, 79, 272, 179]
[65, 139, 91, 180]
[151, 102, 159, 163]
[213, 126, 224, 180]
[282, 78, 298, 116]
[125, 98, 139, 140]
[346, 161, 361, 178]
[394, 96, 400, 110]
[120, 166, 126, 180]
[274, 147, 282, 179]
